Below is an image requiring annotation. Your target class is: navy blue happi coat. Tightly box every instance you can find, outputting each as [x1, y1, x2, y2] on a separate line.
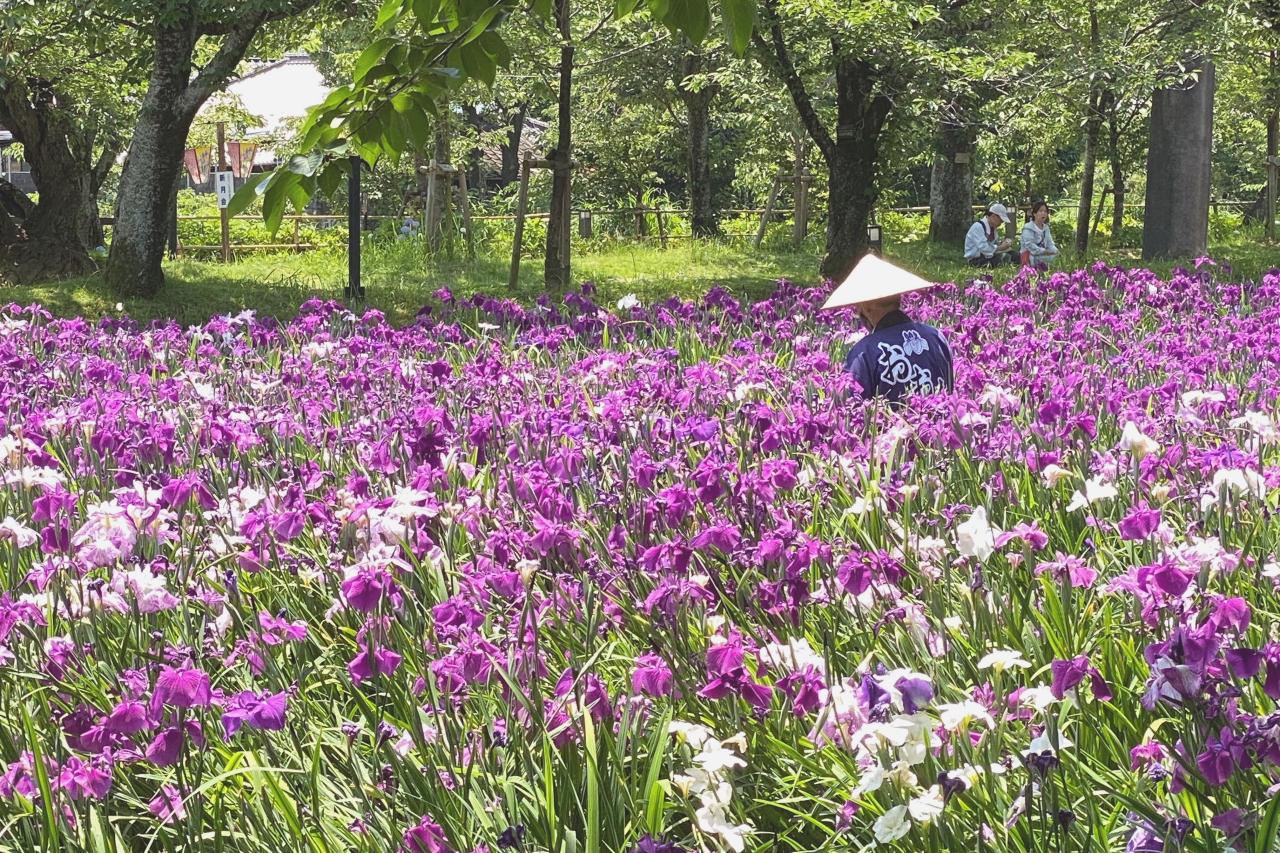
[843, 310, 954, 402]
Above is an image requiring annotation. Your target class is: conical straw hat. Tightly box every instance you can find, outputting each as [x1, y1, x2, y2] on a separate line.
[821, 254, 937, 310]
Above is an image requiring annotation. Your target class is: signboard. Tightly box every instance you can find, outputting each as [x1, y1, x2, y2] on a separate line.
[954, 152, 971, 164]
[213, 171, 235, 209]
[184, 146, 213, 184]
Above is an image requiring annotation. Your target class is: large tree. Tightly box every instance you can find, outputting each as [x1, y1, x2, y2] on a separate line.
[928, 93, 980, 246]
[103, 0, 329, 298]
[242, 0, 755, 289]
[675, 41, 724, 238]
[751, 0, 990, 279]
[0, 4, 137, 283]
[751, 2, 886, 279]
[1010, 0, 1234, 256]
[570, 15, 735, 237]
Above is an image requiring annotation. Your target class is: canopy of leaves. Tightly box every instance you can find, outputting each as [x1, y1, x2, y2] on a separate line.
[233, 0, 757, 228]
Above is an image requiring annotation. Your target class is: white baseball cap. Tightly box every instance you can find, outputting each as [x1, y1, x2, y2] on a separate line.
[987, 203, 1011, 224]
[822, 253, 937, 310]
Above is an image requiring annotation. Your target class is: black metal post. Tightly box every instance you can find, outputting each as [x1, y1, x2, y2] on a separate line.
[346, 155, 364, 299]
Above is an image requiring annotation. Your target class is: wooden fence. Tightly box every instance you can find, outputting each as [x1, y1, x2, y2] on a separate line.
[99, 199, 1259, 257]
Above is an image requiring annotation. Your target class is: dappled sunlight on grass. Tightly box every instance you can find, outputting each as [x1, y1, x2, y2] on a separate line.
[1, 232, 1276, 326]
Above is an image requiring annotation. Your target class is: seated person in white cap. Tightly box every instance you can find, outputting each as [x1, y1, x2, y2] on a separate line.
[824, 254, 954, 403]
[964, 203, 1015, 267]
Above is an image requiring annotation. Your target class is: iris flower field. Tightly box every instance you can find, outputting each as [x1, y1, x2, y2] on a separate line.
[2, 261, 1279, 853]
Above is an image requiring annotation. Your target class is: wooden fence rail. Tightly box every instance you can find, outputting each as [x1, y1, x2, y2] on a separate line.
[98, 199, 1259, 257]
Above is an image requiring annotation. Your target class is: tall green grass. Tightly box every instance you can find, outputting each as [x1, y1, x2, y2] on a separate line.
[2, 215, 1276, 327]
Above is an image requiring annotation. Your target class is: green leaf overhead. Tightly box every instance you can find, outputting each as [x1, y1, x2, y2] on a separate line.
[251, 0, 759, 228]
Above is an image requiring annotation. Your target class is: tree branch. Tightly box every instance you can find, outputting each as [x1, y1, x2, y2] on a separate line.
[183, 0, 328, 114]
[0, 77, 42, 150]
[91, 140, 122, 195]
[751, 0, 834, 160]
[581, 9, 615, 42]
[199, 0, 325, 34]
[179, 15, 269, 116]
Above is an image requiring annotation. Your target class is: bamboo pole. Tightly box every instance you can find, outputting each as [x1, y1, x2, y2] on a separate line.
[793, 171, 811, 245]
[753, 174, 783, 248]
[508, 156, 532, 289]
[457, 168, 476, 259]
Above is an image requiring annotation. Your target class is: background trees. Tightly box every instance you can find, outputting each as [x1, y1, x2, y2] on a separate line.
[0, 3, 140, 282]
[1, 0, 1275, 293]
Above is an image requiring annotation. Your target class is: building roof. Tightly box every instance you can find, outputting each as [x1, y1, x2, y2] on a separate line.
[223, 54, 331, 129]
[200, 54, 332, 166]
[478, 119, 548, 176]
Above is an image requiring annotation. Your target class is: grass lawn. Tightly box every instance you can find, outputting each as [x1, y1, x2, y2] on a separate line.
[2, 229, 1276, 326]
[2, 240, 823, 326]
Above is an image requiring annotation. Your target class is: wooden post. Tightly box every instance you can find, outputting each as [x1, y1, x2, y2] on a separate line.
[423, 160, 436, 250]
[216, 122, 230, 263]
[754, 174, 783, 247]
[1267, 155, 1278, 242]
[578, 210, 593, 239]
[508, 156, 532, 289]
[457, 168, 475, 259]
[293, 217, 302, 253]
[791, 137, 808, 246]
[558, 162, 571, 270]
[793, 171, 810, 245]
[656, 208, 667, 247]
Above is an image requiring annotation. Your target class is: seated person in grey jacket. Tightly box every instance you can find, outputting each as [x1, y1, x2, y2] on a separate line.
[1019, 200, 1058, 270]
[964, 203, 1015, 267]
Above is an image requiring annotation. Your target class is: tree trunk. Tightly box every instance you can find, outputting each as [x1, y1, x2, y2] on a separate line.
[459, 103, 484, 191]
[6, 168, 98, 282]
[426, 107, 451, 254]
[0, 206, 21, 250]
[415, 151, 431, 209]
[928, 106, 976, 245]
[755, 10, 891, 281]
[1075, 88, 1105, 257]
[500, 105, 527, 187]
[0, 77, 101, 282]
[0, 179, 32, 246]
[105, 22, 199, 297]
[818, 55, 891, 280]
[544, 0, 573, 292]
[1245, 52, 1277, 226]
[634, 190, 649, 237]
[1106, 96, 1125, 246]
[105, 7, 284, 296]
[677, 46, 720, 238]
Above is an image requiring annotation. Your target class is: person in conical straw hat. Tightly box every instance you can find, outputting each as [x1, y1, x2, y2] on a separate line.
[824, 253, 954, 402]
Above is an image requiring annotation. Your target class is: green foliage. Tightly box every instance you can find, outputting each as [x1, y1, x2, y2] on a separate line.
[11, 221, 1279, 330]
[240, 0, 759, 230]
[173, 189, 348, 251]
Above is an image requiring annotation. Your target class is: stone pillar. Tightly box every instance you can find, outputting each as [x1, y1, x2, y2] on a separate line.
[1142, 61, 1215, 259]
